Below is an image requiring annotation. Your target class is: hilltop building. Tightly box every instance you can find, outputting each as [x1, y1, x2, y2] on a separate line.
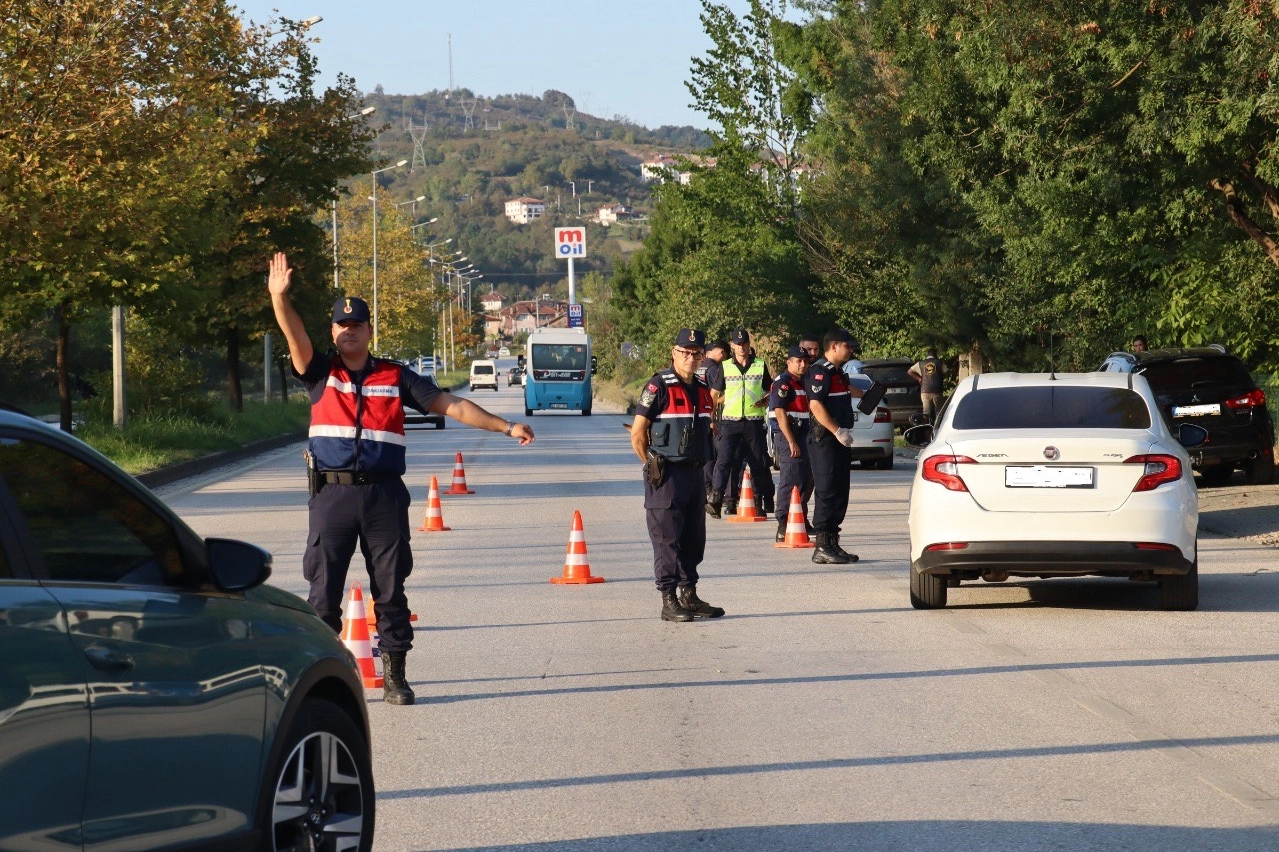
[504, 197, 546, 224]
[596, 204, 634, 226]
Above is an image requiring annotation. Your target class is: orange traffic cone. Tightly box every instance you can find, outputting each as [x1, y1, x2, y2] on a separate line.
[418, 475, 451, 531]
[774, 486, 815, 548]
[726, 467, 769, 523]
[551, 509, 605, 584]
[444, 452, 475, 494]
[341, 582, 383, 689]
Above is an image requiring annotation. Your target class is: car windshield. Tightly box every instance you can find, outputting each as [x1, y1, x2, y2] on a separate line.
[531, 344, 588, 371]
[862, 363, 914, 384]
[1141, 358, 1253, 392]
[952, 386, 1151, 430]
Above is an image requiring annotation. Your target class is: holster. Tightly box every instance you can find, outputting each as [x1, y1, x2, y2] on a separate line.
[644, 448, 668, 489]
[304, 450, 324, 496]
[811, 423, 829, 445]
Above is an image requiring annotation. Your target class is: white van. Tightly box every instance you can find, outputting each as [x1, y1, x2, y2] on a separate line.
[469, 359, 498, 391]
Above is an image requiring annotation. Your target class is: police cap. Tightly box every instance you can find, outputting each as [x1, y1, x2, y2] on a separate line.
[332, 297, 371, 324]
[729, 328, 750, 345]
[823, 327, 860, 352]
[786, 345, 811, 360]
[674, 328, 707, 349]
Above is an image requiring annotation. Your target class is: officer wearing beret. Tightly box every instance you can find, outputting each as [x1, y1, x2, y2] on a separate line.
[804, 328, 863, 564]
[268, 252, 534, 704]
[708, 327, 775, 519]
[630, 329, 725, 622]
[769, 345, 815, 541]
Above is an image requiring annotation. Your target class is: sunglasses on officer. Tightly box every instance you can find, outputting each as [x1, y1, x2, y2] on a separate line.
[672, 347, 705, 359]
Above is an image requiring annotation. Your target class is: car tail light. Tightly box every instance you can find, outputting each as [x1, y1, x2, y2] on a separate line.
[1133, 542, 1177, 551]
[1124, 454, 1183, 492]
[1224, 388, 1266, 410]
[925, 542, 969, 551]
[874, 406, 891, 424]
[922, 455, 977, 492]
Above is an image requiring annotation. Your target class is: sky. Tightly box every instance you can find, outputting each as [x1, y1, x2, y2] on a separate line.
[231, 0, 750, 129]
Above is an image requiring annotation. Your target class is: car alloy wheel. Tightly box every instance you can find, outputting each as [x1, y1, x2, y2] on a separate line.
[271, 699, 373, 852]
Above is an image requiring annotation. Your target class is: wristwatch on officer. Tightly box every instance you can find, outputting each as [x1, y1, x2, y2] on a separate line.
[504, 420, 516, 437]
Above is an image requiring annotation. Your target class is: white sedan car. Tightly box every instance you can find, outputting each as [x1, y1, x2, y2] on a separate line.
[906, 372, 1207, 611]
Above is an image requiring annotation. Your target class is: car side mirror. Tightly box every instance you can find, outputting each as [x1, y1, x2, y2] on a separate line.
[517, 355, 526, 368]
[904, 424, 933, 448]
[1177, 422, 1209, 449]
[591, 355, 598, 375]
[206, 538, 272, 592]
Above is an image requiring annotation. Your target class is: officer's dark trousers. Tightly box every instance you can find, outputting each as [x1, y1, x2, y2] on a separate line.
[808, 434, 851, 534]
[645, 463, 706, 592]
[304, 479, 414, 654]
[773, 429, 814, 523]
[712, 420, 774, 500]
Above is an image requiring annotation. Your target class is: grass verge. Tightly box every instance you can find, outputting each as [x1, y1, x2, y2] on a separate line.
[78, 399, 311, 476]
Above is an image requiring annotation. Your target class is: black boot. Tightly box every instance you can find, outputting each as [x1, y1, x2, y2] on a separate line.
[723, 498, 737, 517]
[775, 517, 788, 542]
[831, 532, 859, 563]
[382, 651, 416, 705]
[679, 585, 725, 618]
[705, 491, 723, 519]
[761, 493, 775, 515]
[661, 589, 694, 622]
[812, 532, 851, 565]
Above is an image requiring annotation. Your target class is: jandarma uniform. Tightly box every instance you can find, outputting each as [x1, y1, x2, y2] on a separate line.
[297, 349, 442, 652]
[768, 362, 813, 526]
[805, 355, 856, 540]
[636, 366, 715, 594]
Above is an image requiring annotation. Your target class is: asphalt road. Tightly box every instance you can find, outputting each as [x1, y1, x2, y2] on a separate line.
[157, 378, 1279, 852]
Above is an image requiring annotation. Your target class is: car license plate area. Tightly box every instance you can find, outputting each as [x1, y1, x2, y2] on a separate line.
[886, 386, 909, 394]
[1005, 465, 1095, 488]
[1172, 403, 1221, 417]
[551, 403, 568, 409]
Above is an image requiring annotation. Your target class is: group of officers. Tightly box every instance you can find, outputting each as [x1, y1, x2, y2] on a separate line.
[630, 327, 865, 623]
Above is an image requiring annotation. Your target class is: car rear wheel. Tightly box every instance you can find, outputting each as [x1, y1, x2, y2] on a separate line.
[909, 567, 947, 609]
[866, 454, 894, 471]
[433, 420, 445, 430]
[1159, 560, 1198, 611]
[1244, 452, 1275, 485]
[267, 698, 374, 852]
[582, 407, 591, 416]
[524, 407, 533, 417]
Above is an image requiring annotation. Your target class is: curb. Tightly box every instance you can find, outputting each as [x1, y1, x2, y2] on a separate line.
[135, 432, 306, 489]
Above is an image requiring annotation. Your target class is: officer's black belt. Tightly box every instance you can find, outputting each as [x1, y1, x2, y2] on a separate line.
[321, 471, 395, 485]
[719, 416, 764, 422]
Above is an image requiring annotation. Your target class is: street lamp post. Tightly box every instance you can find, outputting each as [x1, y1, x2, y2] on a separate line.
[371, 159, 408, 352]
[331, 107, 376, 290]
[396, 195, 426, 218]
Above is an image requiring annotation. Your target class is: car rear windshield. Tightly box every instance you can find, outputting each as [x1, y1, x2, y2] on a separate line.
[1140, 358, 1253, 392]
[862, 363, 914, 384]
[474, 365, 494, 375]
[952, 387, 1151, 430]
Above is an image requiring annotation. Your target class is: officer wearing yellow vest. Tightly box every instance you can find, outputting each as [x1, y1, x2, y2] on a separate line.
[707, 328, 775, 518]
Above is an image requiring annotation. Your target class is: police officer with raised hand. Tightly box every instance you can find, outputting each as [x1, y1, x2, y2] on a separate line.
[708, 328, 775, 519]
[630, 329, 724, 622]
[805, 328, 863, 565]
[268, 251, 534, 705]
[769, 345, 814, 542]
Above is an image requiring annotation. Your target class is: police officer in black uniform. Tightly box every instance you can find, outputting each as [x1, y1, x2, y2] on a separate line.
[804, 328, 863, 564]
[268, 252, 535, 705]
[630, 329, 725, 622]
[769, 345, 814, 541]
[699, 340, 730, 501]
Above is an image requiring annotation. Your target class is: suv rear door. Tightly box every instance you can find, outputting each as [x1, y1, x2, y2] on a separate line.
[1140, 356, 1262, 438]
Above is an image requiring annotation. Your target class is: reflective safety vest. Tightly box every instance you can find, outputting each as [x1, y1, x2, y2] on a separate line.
[309, 358, 407, 475]
[649, 368, 714, 464]
[722, 357, 767, 420]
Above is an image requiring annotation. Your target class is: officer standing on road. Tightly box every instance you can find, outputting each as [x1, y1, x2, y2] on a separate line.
[630, 329, 725, 622]
[267, 251, 534, 705]
[907, 347, 948, 423]
[769, 345, 814, 542]
[805, 329, 863, 565]
[708, 328, 775, 519]
[700, 340, 729, 500]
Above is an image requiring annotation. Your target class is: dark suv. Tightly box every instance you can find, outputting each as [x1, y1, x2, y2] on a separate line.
[1099, 346, 1275, 484]
[858, 358, 924, 430]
